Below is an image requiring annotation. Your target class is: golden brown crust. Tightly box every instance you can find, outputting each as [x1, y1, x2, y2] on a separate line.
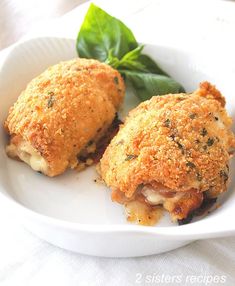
[100, 82, 235, 213]
[5, 58, 125, 176]
[195, 81, 226, 107]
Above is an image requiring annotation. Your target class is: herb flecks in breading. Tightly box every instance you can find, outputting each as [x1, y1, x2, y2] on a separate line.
[163, 119, 171, 127]
[125, 154, 138, 161]
[200, 128, 208, 137]
[207, 138, 214, 147]
[47, 92, 55, 108]
[186, 161, 196, 169]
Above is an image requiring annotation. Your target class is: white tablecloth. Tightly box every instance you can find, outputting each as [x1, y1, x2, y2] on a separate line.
[1, 0, 235, 285]
[1, 207, 235, 285]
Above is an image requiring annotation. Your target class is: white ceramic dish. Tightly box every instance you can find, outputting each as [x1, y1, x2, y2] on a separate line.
[0, 36, 235, 257]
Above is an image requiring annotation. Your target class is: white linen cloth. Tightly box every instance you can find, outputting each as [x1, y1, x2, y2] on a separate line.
[0, 0, 235, 285]
[0, 206, 235, 285]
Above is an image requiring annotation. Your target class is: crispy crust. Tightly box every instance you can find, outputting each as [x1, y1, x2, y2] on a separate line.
[100, 82, 235, 221]
[196, 81, 226, 107]
[4, 58, 125, 176]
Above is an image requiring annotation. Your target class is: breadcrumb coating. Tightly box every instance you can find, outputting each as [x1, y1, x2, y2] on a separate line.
[100, 82, 235, 222]
[5, 58, 125, 176]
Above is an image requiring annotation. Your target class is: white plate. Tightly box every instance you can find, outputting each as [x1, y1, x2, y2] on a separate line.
[0, 36, 235, 257]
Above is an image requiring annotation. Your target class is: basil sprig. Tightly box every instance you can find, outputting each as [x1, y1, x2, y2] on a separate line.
[77, 4, 185, 101]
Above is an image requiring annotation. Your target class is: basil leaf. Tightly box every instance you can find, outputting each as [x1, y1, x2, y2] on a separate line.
[105, 45, 169, 74]
[76, 4, 186, 102]
[105, 49, 120, 68]
[138, 54, 168, 75]
[106, 46, 168, 74]
[76, 4, 138, 61]
[120, 45, 144, 63]
[105, 46, 146, 71]
[123, 70, 185, 101]
[116, 46, 147, 71]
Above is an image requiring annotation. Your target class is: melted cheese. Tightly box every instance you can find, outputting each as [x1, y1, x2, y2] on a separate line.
[6, 140, 48, 173]
[141, 187, 185, 205]
[124, 200, 163, 226]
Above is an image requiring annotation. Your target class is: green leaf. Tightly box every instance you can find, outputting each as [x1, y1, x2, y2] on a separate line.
[105, 49, 120, 68]
[105, 46, 169, 74]
[76, 4, 186, 102]
[115, 46, 146, 71]
[122, 70, 185, 101]
[120, 45, 144, 62]
[105, 46, 146, 71]
[76, 3, 138, 61]
[138, 54, 168, 75]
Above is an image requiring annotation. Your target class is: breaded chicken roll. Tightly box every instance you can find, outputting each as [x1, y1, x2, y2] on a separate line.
[5, 59, 125, 176]
[100, 82, 235, 225]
